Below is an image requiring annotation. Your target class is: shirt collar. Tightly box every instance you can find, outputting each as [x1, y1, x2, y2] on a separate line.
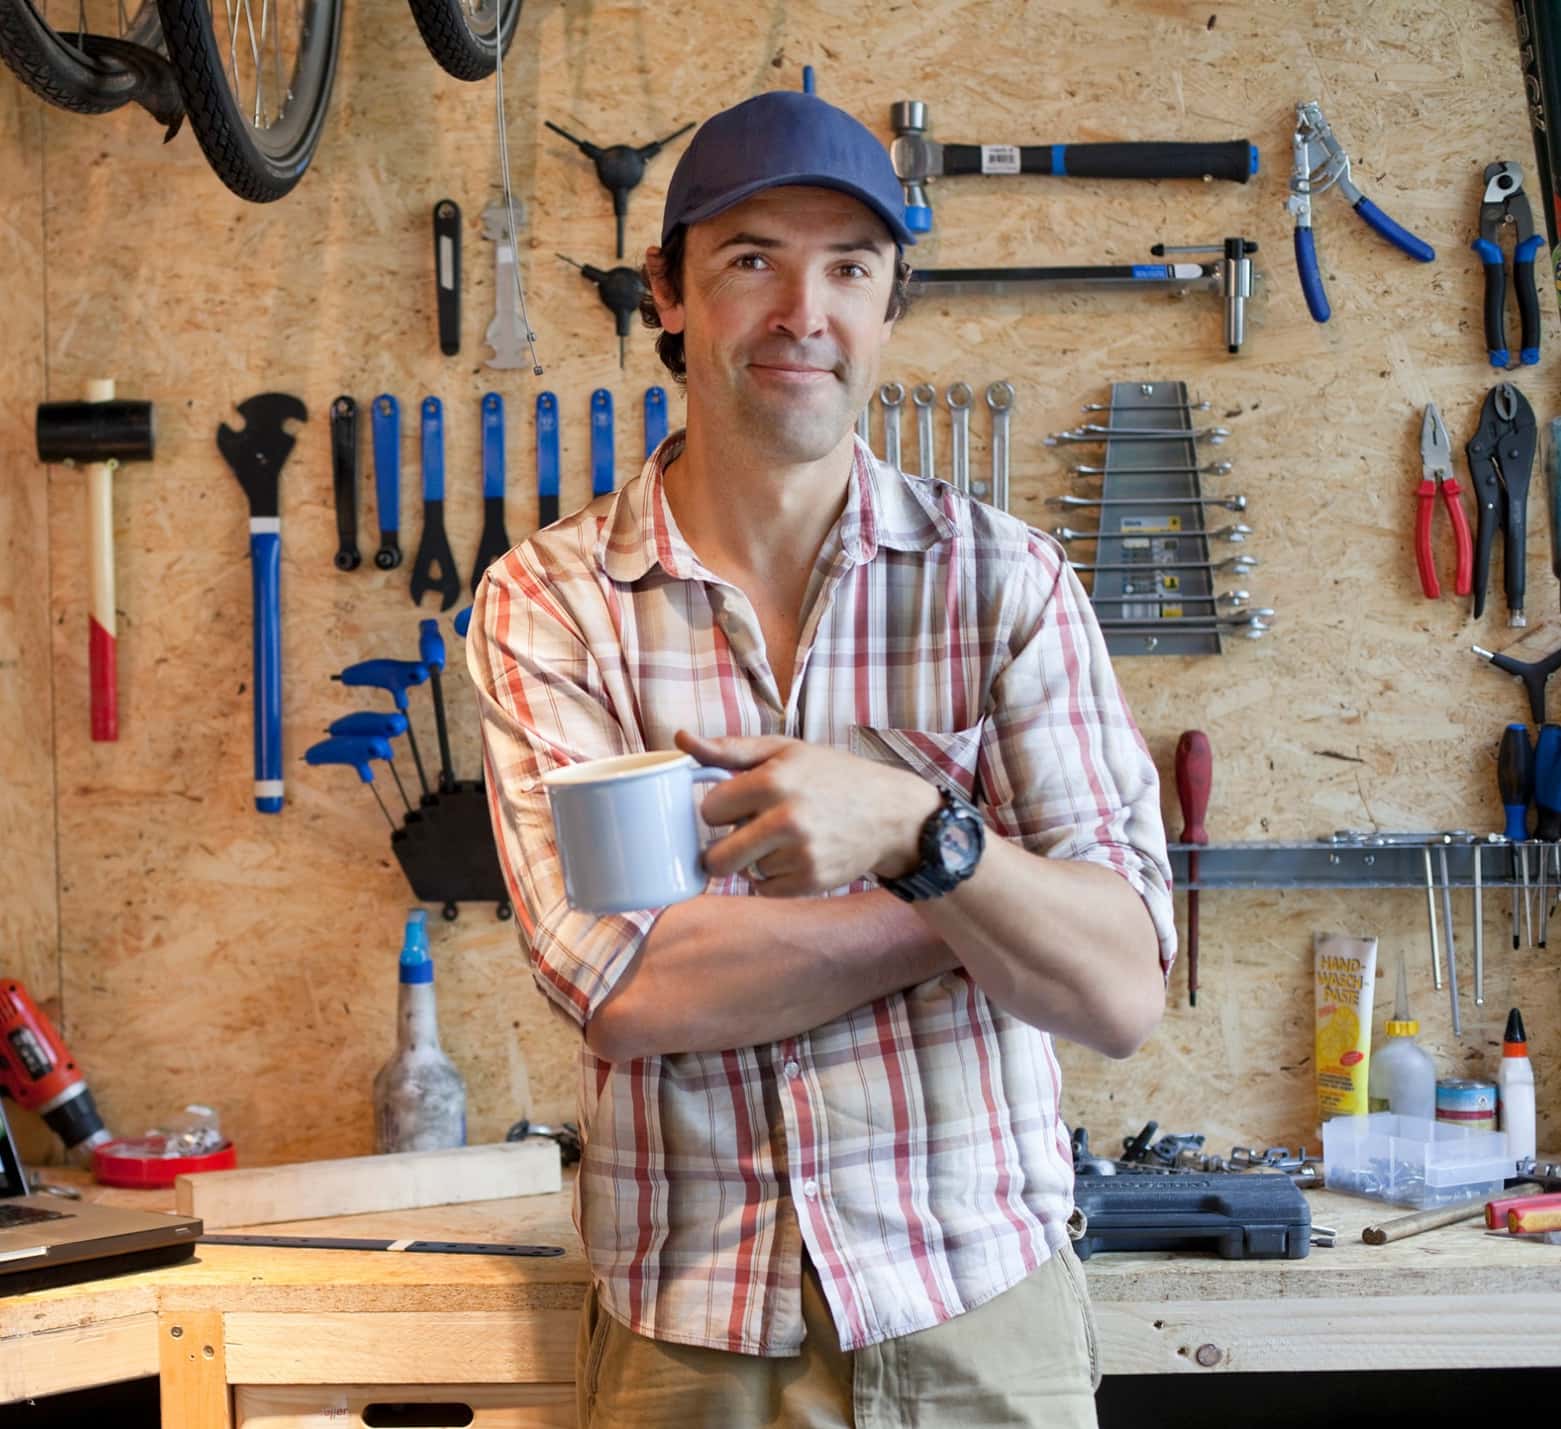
[597, 432, 955, 584]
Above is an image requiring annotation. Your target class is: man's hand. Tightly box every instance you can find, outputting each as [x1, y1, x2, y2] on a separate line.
[676, 730, 941, 898]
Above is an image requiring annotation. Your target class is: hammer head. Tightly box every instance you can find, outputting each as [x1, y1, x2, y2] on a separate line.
[888, 100, 936, 234]
[36, 400, 155, 466]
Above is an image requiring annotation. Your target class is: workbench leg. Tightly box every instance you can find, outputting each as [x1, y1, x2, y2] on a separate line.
[158, 1309, 233, 1428]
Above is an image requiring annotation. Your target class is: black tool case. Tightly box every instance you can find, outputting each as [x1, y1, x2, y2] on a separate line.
[1071, 1173, 1311, 1260]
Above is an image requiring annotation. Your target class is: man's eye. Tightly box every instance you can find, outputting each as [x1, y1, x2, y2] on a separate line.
[734, 253, 770, 271]
[837, 262, 869, 279]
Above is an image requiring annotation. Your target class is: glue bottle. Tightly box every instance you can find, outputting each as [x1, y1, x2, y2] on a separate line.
[1498, 1007, 1537, 1168]
[373, 910, 467, 1153]
[1367, 951, 1436, 1122]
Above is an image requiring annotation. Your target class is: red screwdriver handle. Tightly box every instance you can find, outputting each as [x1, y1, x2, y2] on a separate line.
[1440, 476, 1474, 597]
[1175, 730, 1212, 845]
[1415, 477, 1439, 598]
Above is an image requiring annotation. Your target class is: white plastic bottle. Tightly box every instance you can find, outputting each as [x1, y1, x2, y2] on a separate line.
[1367, 952, 1436, 1121]
[1498, 1007, 1537, 1169]
[373, 910, 467, 1153]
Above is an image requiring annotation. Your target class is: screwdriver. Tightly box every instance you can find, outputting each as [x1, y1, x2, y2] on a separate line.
[1174, 731, 1212, 1008]
[1498, 722, 1535, 949]
[1534, 724, 1561, 947]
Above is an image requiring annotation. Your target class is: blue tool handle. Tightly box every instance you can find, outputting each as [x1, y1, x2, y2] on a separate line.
[421, 396, 444, 501]
[250, 526, 283, 813]
[419, 617, 446, 673]
[334, 658, 430, 711]
[536, 392, 560, 527]
[644, 386, 668, 459]
[1515, 234, 1543, 365]
[482, 393, 505, 499]
[328, 711, 408, 740]
[590, 389, 614, 497]
[454, 606, 472, 639]
[1474, 237, 1510, 365]
[304, 734, 393, 782]
[1352, 196, 1435, 263]
[372, 395, 400, 534]
[1294, 227, 1330, 323]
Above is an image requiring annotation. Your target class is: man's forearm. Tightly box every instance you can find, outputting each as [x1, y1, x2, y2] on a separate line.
[585, 890, 956, 1062]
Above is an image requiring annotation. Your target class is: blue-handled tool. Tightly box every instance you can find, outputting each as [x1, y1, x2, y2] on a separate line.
[419, 618, 457, 791]
[411, 396, 461, 610]
[217, 393, 308, 814]
[644, 386, 667, 459]
[331, 658, 432, 799]
[304, 734, 397, 830]
[1533, 723, 1561, 948]
[590, 389, 614, 497]
[536, 391, 560, 528]
[1473, 161, 1542, 368]
[327, 712, 414, 813]
[471, 392, 511, 593]
[1286, 100, 1434, 324]
[1499, 721, 1535, 949]
[455, 606, 472, 639]
[371, 395, 402, 571]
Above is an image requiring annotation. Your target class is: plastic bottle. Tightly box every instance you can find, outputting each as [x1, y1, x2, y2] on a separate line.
[1366, 952, 1437, 1121]
[1498, 1006, 1537, 1168]
[372, 910, 467, 1153]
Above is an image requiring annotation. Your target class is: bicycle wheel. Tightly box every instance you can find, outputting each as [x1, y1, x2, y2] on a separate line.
[407, 0, 520, 82]
[0, 0, 162, 114]
[155, 0, 341, 202]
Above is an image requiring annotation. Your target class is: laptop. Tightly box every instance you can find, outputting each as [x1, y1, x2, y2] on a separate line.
[0, 1097, 202, 1294]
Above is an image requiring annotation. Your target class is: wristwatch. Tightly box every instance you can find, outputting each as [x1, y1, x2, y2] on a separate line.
[878, 785, 986, 902]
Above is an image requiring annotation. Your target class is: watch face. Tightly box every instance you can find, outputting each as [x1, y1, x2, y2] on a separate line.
[936, 810, 982, 875]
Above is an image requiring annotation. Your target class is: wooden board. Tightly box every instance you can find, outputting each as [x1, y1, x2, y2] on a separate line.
[0, 0, 1554, 1169]
[176, 1139, 561, 1229]
[235, 1382, 576, 1429]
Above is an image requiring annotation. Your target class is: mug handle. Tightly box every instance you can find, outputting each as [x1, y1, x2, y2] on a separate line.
[689, 765, 733, 869]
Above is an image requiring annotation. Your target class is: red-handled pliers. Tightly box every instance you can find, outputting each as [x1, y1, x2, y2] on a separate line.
[1416, 401, 1473, 598]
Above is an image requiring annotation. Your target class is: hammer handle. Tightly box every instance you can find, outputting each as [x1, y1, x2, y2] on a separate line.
[939, 139, 1255, 183]
[87, 461, 117, 742]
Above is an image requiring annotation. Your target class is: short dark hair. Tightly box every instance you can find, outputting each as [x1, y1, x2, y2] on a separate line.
[639, 226, 915, 384]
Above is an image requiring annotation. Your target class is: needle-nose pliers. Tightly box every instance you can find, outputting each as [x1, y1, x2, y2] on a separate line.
[1473, 161, 1543, 368]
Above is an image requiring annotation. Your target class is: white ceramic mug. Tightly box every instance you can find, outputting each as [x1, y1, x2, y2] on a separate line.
[542, 751, 732, 914]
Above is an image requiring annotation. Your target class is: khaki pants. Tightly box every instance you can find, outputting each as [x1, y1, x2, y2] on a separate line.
[575, 1243, 1101, 1429]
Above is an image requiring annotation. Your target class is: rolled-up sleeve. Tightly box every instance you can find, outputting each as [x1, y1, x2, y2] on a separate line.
[976, 532, 1178, 977]
[466, 548, 658, 1034]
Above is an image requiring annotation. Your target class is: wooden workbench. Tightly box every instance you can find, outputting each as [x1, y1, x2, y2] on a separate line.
[5, 1177, 1561, 1425]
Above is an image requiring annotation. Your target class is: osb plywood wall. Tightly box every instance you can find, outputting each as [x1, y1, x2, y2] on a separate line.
[3, 0, 1556, 1170]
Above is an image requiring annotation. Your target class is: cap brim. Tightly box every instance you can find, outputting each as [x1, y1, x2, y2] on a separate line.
[669, 172, 917, 247]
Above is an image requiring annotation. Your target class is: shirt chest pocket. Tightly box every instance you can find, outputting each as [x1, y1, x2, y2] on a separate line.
[846, 722, 985, 802]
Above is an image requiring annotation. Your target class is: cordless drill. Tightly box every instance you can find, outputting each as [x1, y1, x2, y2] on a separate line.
[0, 978, 110, 1152]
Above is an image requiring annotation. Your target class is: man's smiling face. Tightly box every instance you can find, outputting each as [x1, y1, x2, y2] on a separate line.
[651, 186, 900, 464]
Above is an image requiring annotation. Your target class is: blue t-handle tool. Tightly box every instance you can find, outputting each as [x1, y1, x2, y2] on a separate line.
[537, 392, 560, 528]
[472, 392, 512, 593]
[304, 734, 397, 829]
[455, 605, 473, 639]
[419, 618, 457, 790]
[591, 389, 615, 497]
[328, 711, 414, 813]
[644, 386, 668, 459]
[371, 395, 402, 570]
[332, 658, 432, 799]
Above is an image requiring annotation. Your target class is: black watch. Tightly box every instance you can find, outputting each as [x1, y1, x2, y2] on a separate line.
[879, 786, 986, 902]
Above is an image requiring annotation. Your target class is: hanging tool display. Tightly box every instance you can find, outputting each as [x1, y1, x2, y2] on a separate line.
[644, 386, 667, 459]
[34, 383, 156, 742]
[326, 712, 415, 815]
[907, 238, 1260, 355]
[591, 389, 615, 497]
[1414, 402, 1472, 599]
[544, 118, 694, 258]
[1473, 161, 1541, 367]
[1175, 731, 1212, 1009]
[481, 198, 536, 372]
[217, 393, 308, 814]
[330, 396, 361, 572]
[411, 396, 461, 611]
[537, 391, 561, 528]
[1466, 381, 1536, 626]
[433, 199, 461, 357]
[0, 978, 111, 1153]
[372, 394, 402, 571]
[471, 393, 510, 594]
[1285, 100, 1434, 323]
[557, 255, 646, 369]
[886, 99, 1256, 234]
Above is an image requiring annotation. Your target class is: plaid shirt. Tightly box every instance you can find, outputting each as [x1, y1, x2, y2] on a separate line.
[468, 434, 1175, 1357]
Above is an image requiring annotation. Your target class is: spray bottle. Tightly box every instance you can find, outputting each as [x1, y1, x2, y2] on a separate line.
[1367, 951, 1436, 1121]
[1498, 1007, 1536, 1167]
[373, 910, 467, 1153]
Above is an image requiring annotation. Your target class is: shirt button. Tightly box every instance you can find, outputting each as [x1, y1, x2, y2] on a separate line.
[783, 1060, 800, 1080]
[802, 1179, 819, 1200]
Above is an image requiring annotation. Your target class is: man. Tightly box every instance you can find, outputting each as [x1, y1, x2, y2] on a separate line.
[469, 90, 1175, 1428]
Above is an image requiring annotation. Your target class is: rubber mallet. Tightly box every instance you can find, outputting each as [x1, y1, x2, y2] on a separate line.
[35, 383, 155, 741]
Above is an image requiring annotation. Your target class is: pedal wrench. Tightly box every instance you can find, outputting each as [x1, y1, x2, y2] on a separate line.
[471, 392, 511, 593]
[410, 396, 461, 610]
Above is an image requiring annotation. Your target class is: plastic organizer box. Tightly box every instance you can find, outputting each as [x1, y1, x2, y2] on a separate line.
[1322, 1112, 1511, 1208]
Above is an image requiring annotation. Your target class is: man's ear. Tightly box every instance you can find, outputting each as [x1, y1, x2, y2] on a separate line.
[644, 246, 686, 336]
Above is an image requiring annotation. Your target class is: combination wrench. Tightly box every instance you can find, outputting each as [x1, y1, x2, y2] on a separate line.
[946, 383, 972, 494]
[878, 382, 905, 470]
[985, 382, 1014, 509]
[912, 383, 937, 479]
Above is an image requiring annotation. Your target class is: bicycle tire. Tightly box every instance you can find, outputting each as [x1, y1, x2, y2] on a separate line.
[407, 0, 520, 82]
[0, 0, 161, 114]
[155, 0, 341, 203]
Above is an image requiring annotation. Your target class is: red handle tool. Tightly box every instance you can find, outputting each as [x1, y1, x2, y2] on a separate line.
[1416, 402, 1473, 599]
[1174, 731, 1212, 1008]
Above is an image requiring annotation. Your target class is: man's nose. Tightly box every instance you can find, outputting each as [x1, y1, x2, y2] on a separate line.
[767, 270, 828, 339]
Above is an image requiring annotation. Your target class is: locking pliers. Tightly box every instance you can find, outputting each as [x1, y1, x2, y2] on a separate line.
[1473, 161, 1543, 367]
[1285, 100, 1436, 323]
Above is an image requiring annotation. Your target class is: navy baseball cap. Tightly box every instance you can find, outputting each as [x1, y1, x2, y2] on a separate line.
[661, 91, 916, 248]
